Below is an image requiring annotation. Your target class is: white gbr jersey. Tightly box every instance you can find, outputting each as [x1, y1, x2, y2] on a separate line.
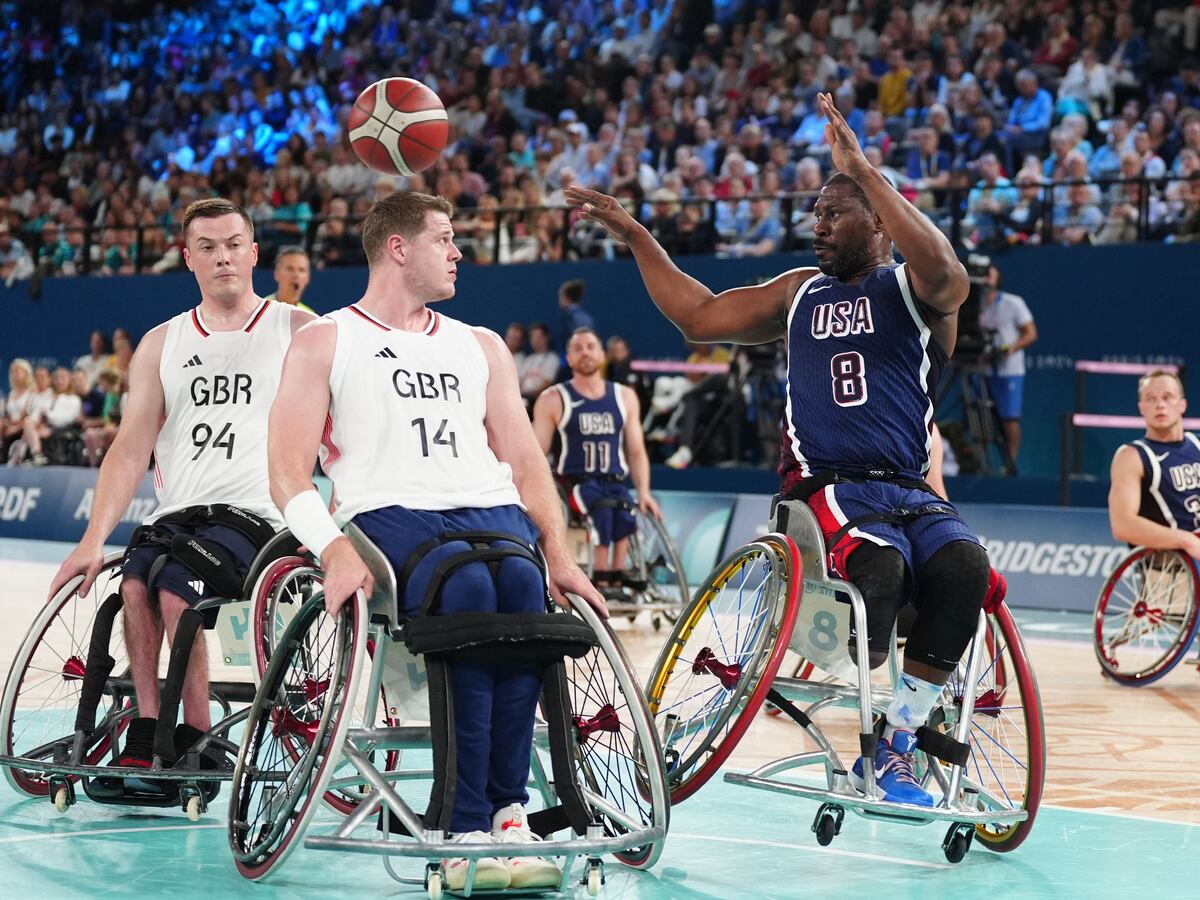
[151, 299, 291, 525]
[322, 304, 521, 524]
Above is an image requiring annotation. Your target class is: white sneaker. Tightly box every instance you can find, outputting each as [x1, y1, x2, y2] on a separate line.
[441, 830, 511, 892]
[665, 446, 693, 469]
[492, 803, 562, 889]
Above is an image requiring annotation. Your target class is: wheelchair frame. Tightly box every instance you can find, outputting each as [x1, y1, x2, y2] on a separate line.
[230, 525, 669, 897]
[647, 501, 1045, 864]
[0, 532, 300, 819]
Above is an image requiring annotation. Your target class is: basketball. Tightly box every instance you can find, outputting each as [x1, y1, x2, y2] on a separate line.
[348, 77, 449, 176]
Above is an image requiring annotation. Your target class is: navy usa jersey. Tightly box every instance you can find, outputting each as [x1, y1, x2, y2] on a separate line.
[779, 263, 947, 487]
[1130, 433, 1200, 530]
[554, 381, 629, 478]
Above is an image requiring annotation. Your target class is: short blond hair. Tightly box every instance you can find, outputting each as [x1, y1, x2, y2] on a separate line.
[1137, 369, 1186, 399]
[361, 191, 454, 265]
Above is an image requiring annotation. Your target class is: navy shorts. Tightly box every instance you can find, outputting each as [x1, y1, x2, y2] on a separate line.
[988, 374, 1024, 420]
[567, 479, 637, 546]
[352, 504, 545, 617]
[121, 521, 258, 611]
[804, 480, 980, 590]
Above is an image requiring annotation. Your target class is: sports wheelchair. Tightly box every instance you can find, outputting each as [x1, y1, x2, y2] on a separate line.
[229, 524, 669, 897]
[645, 498, 1045, 864]
[559, 481, 688, 630]
[0, 508, 301, 821]
[1093, 543, 1200, 685]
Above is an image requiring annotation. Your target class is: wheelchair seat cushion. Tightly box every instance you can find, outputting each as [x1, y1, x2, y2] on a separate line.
[403, 611, 598, 664]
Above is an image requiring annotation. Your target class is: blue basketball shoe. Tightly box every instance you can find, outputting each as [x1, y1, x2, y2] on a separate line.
[849, 730, 934, 807]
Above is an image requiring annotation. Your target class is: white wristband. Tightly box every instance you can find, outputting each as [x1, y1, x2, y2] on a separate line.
[283, 490, 344, 560]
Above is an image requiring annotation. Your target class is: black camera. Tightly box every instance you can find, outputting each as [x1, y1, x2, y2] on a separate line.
[954, 253, 994, 368]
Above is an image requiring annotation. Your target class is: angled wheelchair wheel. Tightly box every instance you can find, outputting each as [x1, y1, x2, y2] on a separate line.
[1094, 548, 1200, 685]
[628, 512, 689, 624]
[250, 559, 397, 814]
[1, 555, 131, 797]
[229, 590, 366, 880]
[645, 534, 801, 803]
[559, 595, 669, 869]
[935, 605, 1045, 853]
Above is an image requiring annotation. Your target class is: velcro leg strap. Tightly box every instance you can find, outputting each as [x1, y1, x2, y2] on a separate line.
[404, 612, 598, 664]
[421, 658, 456, 831]
[983, 568, 1007, 614]
[169, 533, 245, 600]
[154, 608, 204, 763]
[539, 662, 592, 835]
[916, 725, 971, 767]
[73, 593, 123, 735]
[527, 806, 572, 838]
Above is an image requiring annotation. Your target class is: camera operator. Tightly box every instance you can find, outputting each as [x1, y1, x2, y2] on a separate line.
[977, 261, 1037, 465]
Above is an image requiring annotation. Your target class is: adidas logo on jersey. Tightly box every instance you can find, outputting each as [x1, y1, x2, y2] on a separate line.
[187, 579, 205, 595]
[183, 354, 203, 368]
[375, 347, 398, 359]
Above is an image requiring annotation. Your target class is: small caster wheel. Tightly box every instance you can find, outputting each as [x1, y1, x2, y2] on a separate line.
[942, 824, 973, 863]
[53, 787, 70, 813]
[652, 616, 663, 632]
[186, 795, 202, 821]
[811, 804, 843, 847]
[583, 861, 604, 897]
[426, 870, 443, 900]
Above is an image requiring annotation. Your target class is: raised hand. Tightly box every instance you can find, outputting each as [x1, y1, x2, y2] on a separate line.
[564, 185, 640, 244]
[818, 92, 870, 179]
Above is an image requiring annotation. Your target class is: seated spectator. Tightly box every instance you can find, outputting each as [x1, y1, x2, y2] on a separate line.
[271, 184, 314, 239]
[1090, 120, 1134, 180]
[1132, 127, 1168, 178]
[505, 322, 528, 367]
[906, 127, 953, 210]
[1057, 48, 1114, 120]
[1004, 70, 1054, 172]
[518, 322, 561, 406]
[313, 198, 366, 269]
[1167, 176, 1200, 243]
[75, 331, 111, 389]
[960, 109, 1006, 173]
[2, 359, 35, 460]
[1004, 174, 1049, 244]
[667, 201, 719, 256]
[1108, 13, 1148, 98]
[13, 367, 82, 466]
[1166, 150, 1200, 216]
[83, 369, 123, 468]
[0, 222, 32, 286]
[74, 368, 106, 425]
[647, 189, 681, 247]
[967, 153, 1019, 246]
[716, 197, 782, 257]
[664, 342, 733, 469]
[1032, 14, 1080, 80]
[1053, 183, 1105, 244]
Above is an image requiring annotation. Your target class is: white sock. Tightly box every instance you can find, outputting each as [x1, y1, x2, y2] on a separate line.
[883, 672, 944, 743]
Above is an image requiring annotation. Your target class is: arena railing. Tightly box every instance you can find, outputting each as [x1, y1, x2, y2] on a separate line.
[11, 175, 1198, 280]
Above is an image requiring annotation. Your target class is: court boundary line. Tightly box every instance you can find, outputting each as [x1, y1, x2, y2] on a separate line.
[672, 831, 955, 869]
[1043, 803, 1200, 828]
[0, 823, 224, 844]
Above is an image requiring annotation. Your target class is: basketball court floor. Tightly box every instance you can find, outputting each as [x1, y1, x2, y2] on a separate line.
[2, 538, 1198, 898]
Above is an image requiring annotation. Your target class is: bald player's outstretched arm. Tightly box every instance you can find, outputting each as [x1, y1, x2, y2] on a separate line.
[566, 185, 817, 344]
[817, 92, 969, 315]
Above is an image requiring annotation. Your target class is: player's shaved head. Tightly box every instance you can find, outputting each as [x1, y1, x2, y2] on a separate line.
[1138, 370, 1185, 399]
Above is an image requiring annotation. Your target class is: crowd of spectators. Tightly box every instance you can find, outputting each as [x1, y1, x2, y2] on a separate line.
[2, 0, 1200, 290]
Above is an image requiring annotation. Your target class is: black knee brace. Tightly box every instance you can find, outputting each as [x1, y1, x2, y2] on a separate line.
[845, 543, 908, 669]
[906, 540, 990, 672]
